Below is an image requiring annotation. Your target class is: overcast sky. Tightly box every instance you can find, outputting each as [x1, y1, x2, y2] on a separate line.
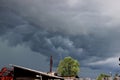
[0, 0, 120, 78]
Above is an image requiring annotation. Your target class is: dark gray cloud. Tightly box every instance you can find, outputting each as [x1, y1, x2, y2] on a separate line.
[0, 0, 120, 78]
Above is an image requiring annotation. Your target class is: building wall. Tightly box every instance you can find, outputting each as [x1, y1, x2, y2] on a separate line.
[114, 76, 120, 80]
[63, 77, 75, 80]
[63, 77, 80, 80]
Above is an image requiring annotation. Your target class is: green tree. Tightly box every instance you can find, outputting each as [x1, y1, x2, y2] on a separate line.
[97, 74, 110, 80]
[57, 56, 80, 77]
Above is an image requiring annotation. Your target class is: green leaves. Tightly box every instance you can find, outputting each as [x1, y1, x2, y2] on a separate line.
[57, 56, 80, 77]
[97, 74, 110, 80]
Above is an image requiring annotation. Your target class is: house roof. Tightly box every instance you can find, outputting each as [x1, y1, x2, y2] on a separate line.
[9, 64, 63, 79]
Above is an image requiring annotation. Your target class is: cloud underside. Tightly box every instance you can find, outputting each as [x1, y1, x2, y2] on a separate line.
[0, 0, 120, 74]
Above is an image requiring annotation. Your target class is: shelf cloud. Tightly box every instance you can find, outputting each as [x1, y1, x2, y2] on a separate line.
[0, 0, 120, 78]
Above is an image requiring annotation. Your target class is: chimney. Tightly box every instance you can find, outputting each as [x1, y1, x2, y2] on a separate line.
[50, 56, 53, 72]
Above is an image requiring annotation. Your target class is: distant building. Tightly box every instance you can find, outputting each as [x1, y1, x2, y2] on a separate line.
[63, 76, 79, 80]
[114, 76, 120, 80]
[79, 78, 84, 80]
[84, 77, 91, 80]
[78, 77, 91, 80]
[102, 77, 112, 80]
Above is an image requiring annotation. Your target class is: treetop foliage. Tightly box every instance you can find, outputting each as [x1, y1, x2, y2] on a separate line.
[57, 56, 80, 77]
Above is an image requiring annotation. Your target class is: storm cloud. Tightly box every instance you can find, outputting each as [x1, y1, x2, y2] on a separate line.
[0, 0, 120, 78]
